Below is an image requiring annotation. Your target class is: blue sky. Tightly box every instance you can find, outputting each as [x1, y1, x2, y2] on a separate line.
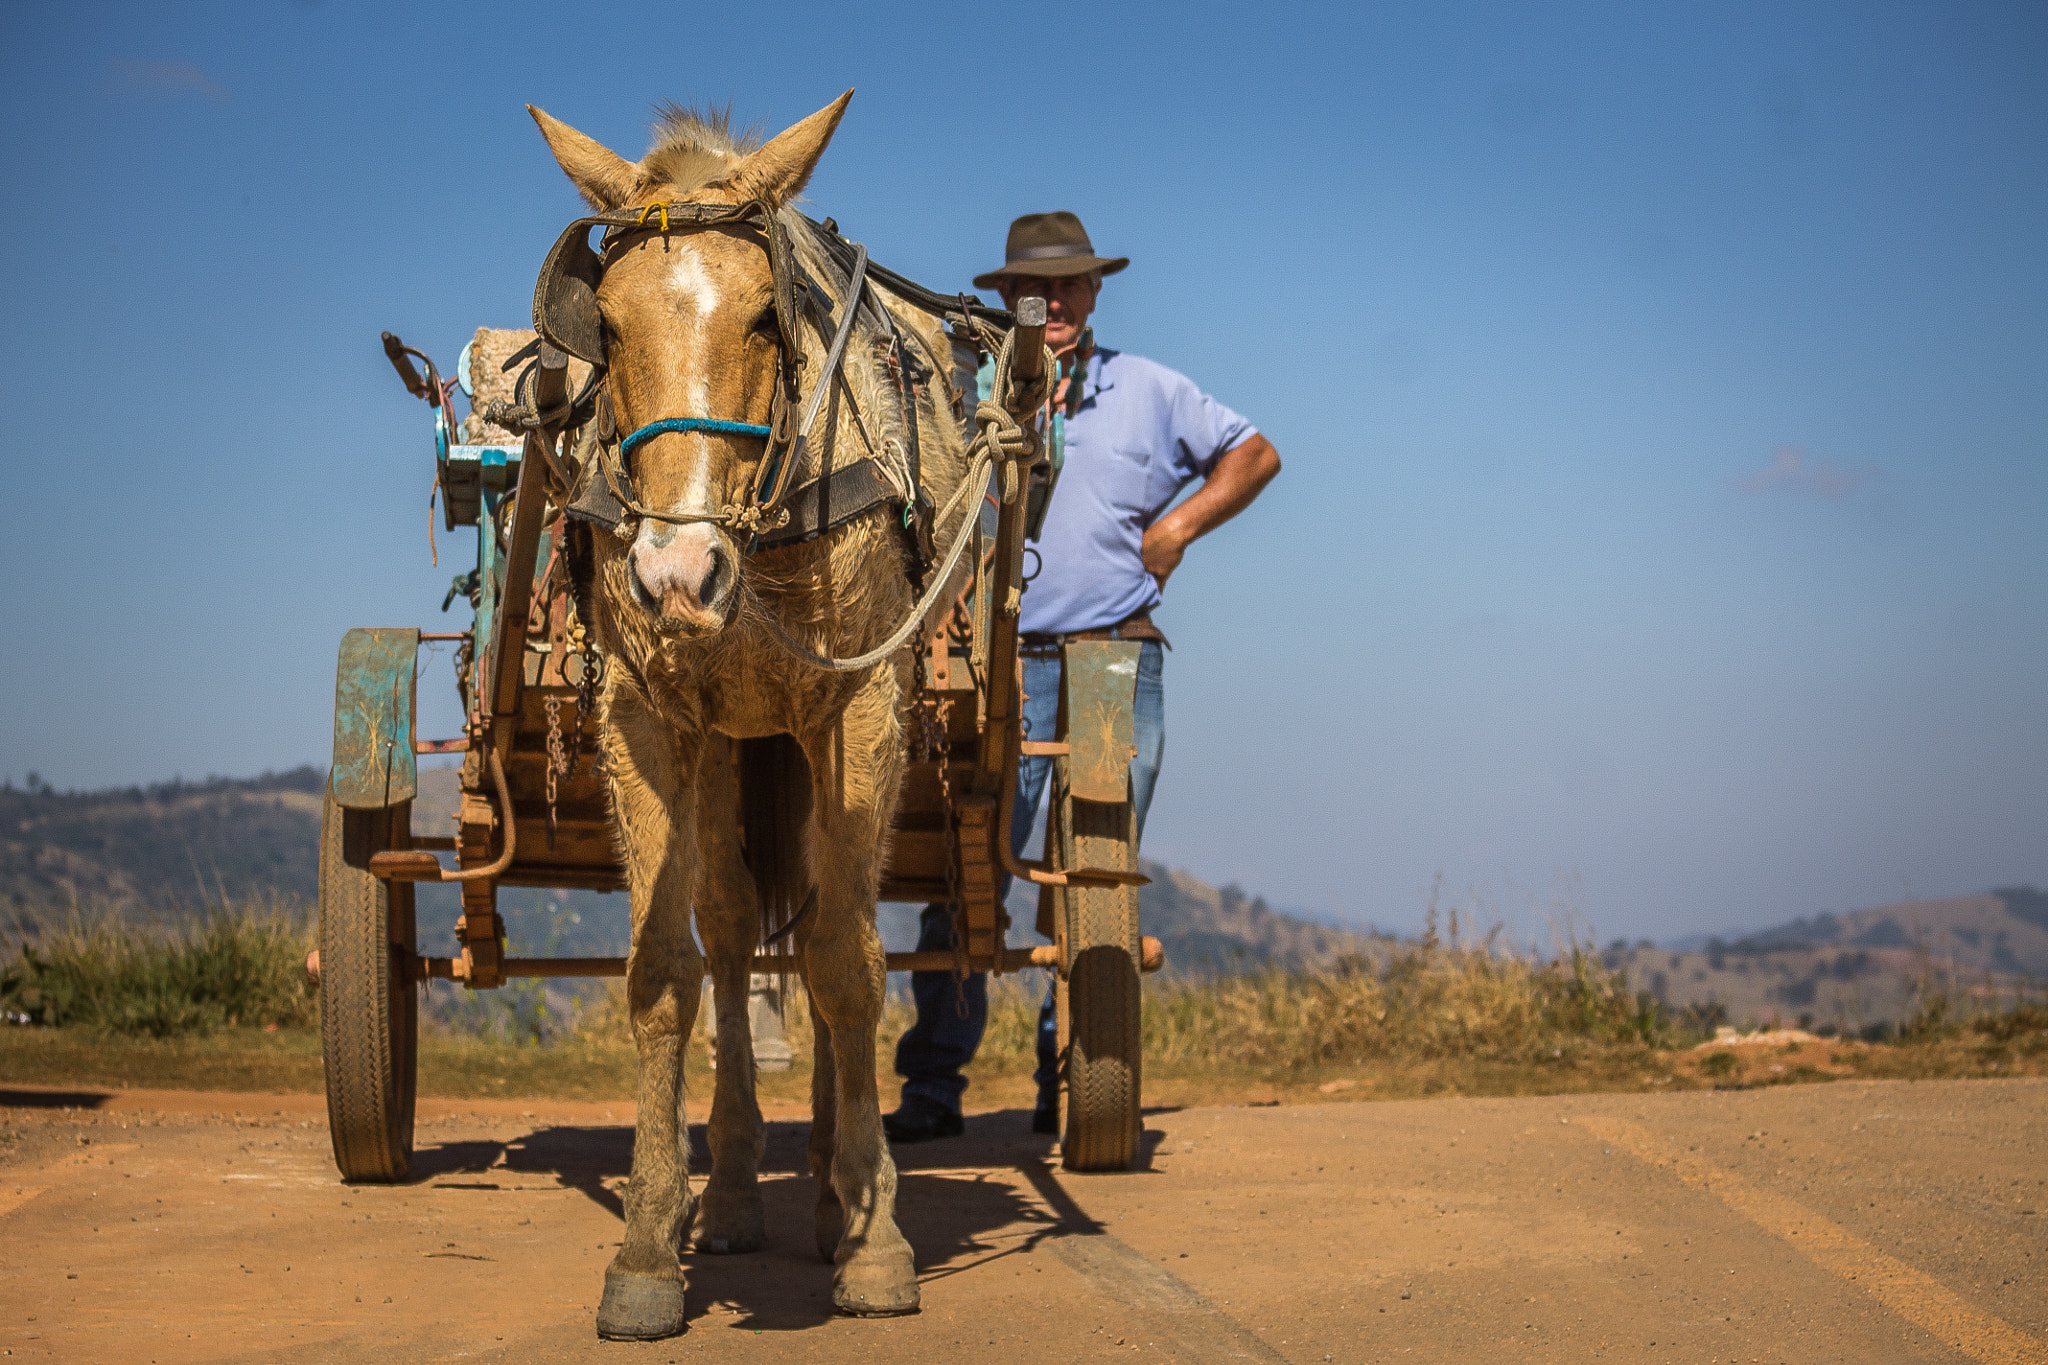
[2, 2, 2042, 943]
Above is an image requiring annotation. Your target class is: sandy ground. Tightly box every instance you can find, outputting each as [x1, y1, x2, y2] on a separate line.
[1, 1078, 2043, 1364]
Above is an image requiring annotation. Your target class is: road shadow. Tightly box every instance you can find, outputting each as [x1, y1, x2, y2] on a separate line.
[402, 1106, 1131, 1332]
[0, 1088, 112, 1110]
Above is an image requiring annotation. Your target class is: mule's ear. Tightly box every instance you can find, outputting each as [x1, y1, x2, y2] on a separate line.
[528, 106, 639, 210]
[727, 90, 853, 207]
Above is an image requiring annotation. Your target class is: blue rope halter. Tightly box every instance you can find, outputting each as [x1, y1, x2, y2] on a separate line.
[618, 417, 773, 462]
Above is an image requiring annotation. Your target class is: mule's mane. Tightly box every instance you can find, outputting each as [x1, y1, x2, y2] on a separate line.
[641, 103, 763, 195]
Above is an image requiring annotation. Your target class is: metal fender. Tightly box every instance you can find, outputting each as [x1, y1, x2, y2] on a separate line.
[1062, 640, 1141, 804]
[331, 627, 420, 810]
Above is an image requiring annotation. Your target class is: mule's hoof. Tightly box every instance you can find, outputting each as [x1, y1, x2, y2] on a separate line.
[814, 1199, 845, 1263]
[595, 1269, 688, 1341]
[832, 1254, 920, 1317]
[692, 1193, 765, 1255]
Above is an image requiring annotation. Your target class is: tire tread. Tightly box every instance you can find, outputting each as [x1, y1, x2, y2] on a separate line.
[319, 789, 416, 1182]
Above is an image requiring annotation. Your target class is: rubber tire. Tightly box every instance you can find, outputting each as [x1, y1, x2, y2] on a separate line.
[319, 785, 418, 1182]
[1056, 783, 1141, 1172]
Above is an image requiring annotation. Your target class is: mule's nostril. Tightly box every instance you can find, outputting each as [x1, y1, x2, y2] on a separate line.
[698, 549, 725, 608]
[630, 552, 657, 609]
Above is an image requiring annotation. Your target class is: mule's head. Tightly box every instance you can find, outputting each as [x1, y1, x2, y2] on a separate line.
[529, 93, 851, 638]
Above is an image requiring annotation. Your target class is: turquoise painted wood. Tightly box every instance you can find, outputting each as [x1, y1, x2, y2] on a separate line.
[331, 627, 421, 810]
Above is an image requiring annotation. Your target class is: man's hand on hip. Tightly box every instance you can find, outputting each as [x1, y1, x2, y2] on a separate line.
[1141, 522, 1191, 589]
[1139, 434, 1282, 592]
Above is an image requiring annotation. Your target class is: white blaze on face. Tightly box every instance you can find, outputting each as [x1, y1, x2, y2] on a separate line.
[655, 242, 719, 515]
[632, 240, 726, 595]
[667, 243, 719, 422]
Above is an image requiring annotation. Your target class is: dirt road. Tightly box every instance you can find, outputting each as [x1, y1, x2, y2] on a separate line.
[2, 1078, 2042, 1363]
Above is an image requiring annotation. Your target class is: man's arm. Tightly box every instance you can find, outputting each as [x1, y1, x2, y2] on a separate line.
[1140, 434, 1281, 588]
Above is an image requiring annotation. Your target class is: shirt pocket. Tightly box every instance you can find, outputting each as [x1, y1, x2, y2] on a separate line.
[1104, 445, 1155, 517]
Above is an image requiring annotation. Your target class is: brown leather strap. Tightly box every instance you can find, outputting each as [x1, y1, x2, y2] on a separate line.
[1020, 611, 1170, 652]
[756, 456, 903, 550]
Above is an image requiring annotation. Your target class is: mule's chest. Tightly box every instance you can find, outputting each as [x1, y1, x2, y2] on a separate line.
[647, 631, 868, 740]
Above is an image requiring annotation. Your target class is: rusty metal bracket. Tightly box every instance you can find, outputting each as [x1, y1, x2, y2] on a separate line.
[367, 750, 516, 883]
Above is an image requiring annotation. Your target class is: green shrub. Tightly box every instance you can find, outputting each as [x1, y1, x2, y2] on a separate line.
[0, 902, 315, 1037]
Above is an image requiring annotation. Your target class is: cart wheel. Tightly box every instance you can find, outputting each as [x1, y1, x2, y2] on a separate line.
[319, 784, 418, 1182]
[1056, 785, 1142, 1172]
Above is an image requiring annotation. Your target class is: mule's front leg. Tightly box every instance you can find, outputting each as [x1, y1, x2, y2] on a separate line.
[802, 692, 918, 1316]
[596, 698, 703, 1342]
[690, 738, 767, 1255]
[805, 984, 842, 1262]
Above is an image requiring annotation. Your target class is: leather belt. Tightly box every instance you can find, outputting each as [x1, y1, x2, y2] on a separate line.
[1020, 611, 1170, 656]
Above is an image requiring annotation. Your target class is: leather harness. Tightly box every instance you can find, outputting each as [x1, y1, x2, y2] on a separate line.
[533, 198, 1010, 572]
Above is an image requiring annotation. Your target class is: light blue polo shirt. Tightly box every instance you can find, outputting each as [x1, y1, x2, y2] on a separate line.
[979, 346, 1256, 636]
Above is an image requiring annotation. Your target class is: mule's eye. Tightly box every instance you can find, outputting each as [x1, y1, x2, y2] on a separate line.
[751, 309, 782, 344]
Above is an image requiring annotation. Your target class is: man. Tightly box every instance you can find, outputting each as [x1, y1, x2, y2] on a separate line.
[884, 212, 1281, 1141]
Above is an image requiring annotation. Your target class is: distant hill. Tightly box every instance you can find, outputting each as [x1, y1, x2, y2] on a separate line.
[3, 768, 1373, 974]
[1724, 891, 2048, 975]
[1128, 863, 1386, 973]
[1, 768, 326, 914]
[1605, 890, 2047, 1032]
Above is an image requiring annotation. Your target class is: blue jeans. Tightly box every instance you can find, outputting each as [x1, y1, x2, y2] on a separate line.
[894, 640, 1164, 1114]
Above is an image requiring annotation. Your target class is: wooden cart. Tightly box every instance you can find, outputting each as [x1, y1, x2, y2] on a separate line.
[318, 310, 1156, 1184]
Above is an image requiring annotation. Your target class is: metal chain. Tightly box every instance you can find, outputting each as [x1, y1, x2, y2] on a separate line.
[572, 636, 604, 774]
[544, 697, 567, 851]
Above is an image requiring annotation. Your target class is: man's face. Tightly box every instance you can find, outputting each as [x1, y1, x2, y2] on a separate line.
[995, 272, 1099, 352]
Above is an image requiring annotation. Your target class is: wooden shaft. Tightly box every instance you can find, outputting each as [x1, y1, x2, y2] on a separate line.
[485, 349, 569, 721]
[1010, 295, 1046, 383]
[973, 301, 1046, 800]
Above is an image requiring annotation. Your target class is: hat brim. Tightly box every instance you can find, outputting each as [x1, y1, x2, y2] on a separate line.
[972, 255, 1128, 291]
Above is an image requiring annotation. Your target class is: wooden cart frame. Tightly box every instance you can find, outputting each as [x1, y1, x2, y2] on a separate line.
[318, 308, 1156, 1184]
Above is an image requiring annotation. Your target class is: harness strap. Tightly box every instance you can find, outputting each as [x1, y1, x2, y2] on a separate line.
[758, 456, 903, 550]
[782, 241, 868, 482]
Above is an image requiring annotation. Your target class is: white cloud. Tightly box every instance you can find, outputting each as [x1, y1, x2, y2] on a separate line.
[110, 60, 227, 103]
[1741, 446, 1870, 498]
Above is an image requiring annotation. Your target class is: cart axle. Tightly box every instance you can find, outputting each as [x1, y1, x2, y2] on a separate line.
[307, 939, 1164, 986]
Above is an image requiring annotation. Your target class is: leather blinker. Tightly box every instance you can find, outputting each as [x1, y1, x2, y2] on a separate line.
[533, 220, 607, 366]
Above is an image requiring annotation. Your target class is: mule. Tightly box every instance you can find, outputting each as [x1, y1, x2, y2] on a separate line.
[528, 93, 973, 1337]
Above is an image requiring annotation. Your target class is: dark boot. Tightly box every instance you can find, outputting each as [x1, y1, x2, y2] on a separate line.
[882, 1096, 964, 1143]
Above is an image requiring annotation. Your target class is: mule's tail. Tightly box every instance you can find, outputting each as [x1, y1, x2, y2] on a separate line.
[738, 734, 814, 960]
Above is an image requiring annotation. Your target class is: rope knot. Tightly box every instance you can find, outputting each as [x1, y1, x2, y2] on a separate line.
[724, 504, 791, 536]
[972, 399, 1039, 504]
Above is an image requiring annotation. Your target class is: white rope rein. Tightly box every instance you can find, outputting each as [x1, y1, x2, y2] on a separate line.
[740, 447, 994, 673]
[740, 328, 1048, 674]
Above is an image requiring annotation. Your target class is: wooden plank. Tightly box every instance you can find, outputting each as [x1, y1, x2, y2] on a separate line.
[883, 828, 953, 881]
[879, 878, 951, 903]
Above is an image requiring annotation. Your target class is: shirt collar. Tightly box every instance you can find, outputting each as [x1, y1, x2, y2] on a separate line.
[1079, 345, 1115, 402]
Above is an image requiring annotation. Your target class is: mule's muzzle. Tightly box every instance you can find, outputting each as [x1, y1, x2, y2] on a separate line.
[631, 524, 739, 637]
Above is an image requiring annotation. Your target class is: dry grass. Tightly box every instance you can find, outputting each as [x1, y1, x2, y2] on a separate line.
[4, 904, 2043, 1107]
